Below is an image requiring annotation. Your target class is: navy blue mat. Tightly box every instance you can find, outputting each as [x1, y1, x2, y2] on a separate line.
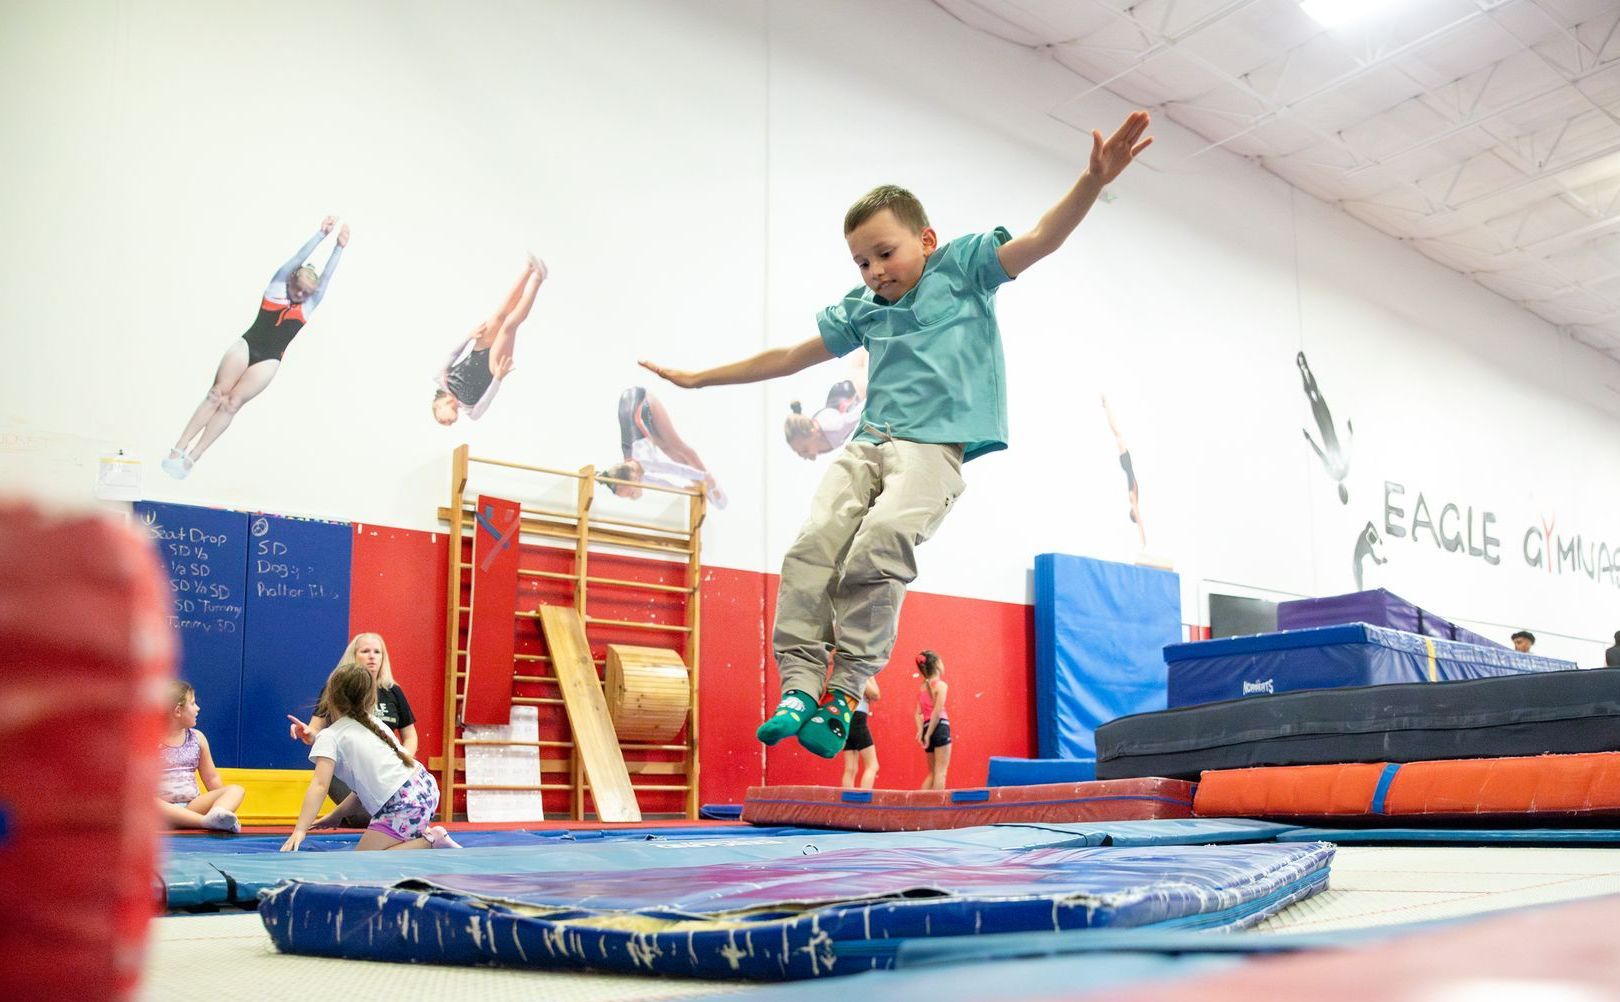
[1165, 622, 1572, 708]
[260, 842, 1334, 980]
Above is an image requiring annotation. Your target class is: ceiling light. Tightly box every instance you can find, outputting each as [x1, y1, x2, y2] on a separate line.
[1300, 0, 1415, 28]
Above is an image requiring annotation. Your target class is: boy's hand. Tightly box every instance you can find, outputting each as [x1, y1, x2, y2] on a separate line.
[639, 359, 702, 389]
[1088, 111, 1153, 185]
[281, 831, 305, 852]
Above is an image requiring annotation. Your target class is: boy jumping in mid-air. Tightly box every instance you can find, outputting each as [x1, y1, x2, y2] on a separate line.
[641, 111, 1153, 758]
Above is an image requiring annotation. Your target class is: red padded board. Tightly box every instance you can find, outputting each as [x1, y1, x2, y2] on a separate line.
[742, 779, 1195, 832]
[463, 495, 521, 725]
[0, 504, 175, 999]
[1194, 752, 1620, 820]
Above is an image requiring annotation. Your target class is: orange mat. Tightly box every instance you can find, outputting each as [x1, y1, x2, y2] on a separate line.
[1195, 751, 1620, 820]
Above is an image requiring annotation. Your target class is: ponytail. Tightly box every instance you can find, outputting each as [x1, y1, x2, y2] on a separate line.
[916, 649, 941, 678]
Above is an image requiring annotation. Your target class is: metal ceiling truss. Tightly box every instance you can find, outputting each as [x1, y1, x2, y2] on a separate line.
[935, 0, 1620, 354]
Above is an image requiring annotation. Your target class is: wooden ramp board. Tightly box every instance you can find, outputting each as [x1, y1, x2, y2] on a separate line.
[538, 605, 641, 822]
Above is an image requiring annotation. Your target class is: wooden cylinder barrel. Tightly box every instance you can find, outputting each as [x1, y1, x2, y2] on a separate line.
[605, 645, 691, 743]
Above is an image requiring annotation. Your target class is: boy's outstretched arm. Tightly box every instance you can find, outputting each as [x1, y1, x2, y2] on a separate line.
[640, 335, 834, 389]
[998, 110, 1153, 279]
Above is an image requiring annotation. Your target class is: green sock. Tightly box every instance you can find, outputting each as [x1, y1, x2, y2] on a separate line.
[756, 690, 816, 746]
[796, 689, 857, 759]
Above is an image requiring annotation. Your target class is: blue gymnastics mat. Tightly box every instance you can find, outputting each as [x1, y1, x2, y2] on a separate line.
[1164, 622, 1572, 708]
[1034, 554, 1181, 759]
[987, 756, 1097, 786]
[259, 841, 1334, 980]
[162, 819, 1299, 910]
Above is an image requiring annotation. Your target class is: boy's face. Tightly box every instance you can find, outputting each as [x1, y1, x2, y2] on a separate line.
[1513, 636, 1532, 652]
[847, 209, 937, 302]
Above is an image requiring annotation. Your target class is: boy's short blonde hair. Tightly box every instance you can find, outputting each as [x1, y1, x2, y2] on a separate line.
[844, 185, 930, 236]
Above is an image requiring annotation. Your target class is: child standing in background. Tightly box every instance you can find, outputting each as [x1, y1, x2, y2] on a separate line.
[840, 677, 881, 790]
[156, 681, 244, 832]
[282, 663, 460, 852]
[915, 650, 952, 790]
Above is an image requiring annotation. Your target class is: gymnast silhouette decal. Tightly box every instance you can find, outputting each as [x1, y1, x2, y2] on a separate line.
[163, 218, 348, 479]
[1353, 520, 1387, 590]
[1101, 394, 1147, 549]
[784, 349, 868, 460]
[432, 255, 545, 425]
[603, 386, 727, 508]
[1297, 351, 1353, 504]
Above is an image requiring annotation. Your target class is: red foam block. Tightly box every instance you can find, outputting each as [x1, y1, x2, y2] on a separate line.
[742, 779, 1195, 832]
[0, 504, 175, 1000]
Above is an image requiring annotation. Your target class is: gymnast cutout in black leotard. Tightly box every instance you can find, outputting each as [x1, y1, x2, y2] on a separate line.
[240, 298, 308, 367]
[446, 347, 493, 406]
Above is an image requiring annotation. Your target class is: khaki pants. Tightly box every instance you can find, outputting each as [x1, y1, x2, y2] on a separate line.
[772, 439, 964, 700]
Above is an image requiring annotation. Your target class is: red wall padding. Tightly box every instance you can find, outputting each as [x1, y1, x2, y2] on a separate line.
[348, 524, 449, 766]
[0, 506, 174, 999]
[347, 525, 1037, 812]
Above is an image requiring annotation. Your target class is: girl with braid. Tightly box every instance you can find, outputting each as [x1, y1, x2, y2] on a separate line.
[281, 663, 460, 852]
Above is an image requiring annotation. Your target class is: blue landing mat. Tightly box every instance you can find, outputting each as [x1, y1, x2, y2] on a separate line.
[987, 756, 1097, 786]
[259, 841, 1335, 980]
[680, 925, 1408, 1000]
[163, 818, 1300, 910]
[162, 824, 814, 855]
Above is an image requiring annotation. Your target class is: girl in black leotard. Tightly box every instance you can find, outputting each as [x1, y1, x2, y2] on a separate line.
[431, 256, 545, 425]
[163, 218, 348, 479]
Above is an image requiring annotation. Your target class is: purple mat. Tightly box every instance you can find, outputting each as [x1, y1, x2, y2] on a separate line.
[1276, 589, 1502, 649]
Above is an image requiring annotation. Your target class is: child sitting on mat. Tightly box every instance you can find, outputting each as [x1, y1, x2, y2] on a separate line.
[157, 681, 245, 832]
[641, 111, 1153, 758]
[281, 662, 460, 852]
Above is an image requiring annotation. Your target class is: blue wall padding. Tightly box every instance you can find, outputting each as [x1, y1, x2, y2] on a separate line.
[258, 842, 1334, 979]
[241, 514, 352, 768]
[1163, 623, 1573, 708]
[987, 756, 1097, 786]
[1034, 554, 1181, 759]
[134, 502, 249, 765]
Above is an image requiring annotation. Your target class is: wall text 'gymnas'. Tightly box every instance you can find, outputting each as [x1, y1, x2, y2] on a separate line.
[1383, 482, 1619, 589]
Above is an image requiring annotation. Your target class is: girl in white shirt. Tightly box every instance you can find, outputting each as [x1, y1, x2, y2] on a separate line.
[281, 663, 460, 852]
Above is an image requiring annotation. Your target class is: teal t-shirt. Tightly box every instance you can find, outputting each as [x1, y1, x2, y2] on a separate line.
[816, 227, 1013, 462]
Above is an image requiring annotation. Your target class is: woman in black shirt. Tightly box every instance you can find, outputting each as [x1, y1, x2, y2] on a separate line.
[288, 632, 418, 825]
